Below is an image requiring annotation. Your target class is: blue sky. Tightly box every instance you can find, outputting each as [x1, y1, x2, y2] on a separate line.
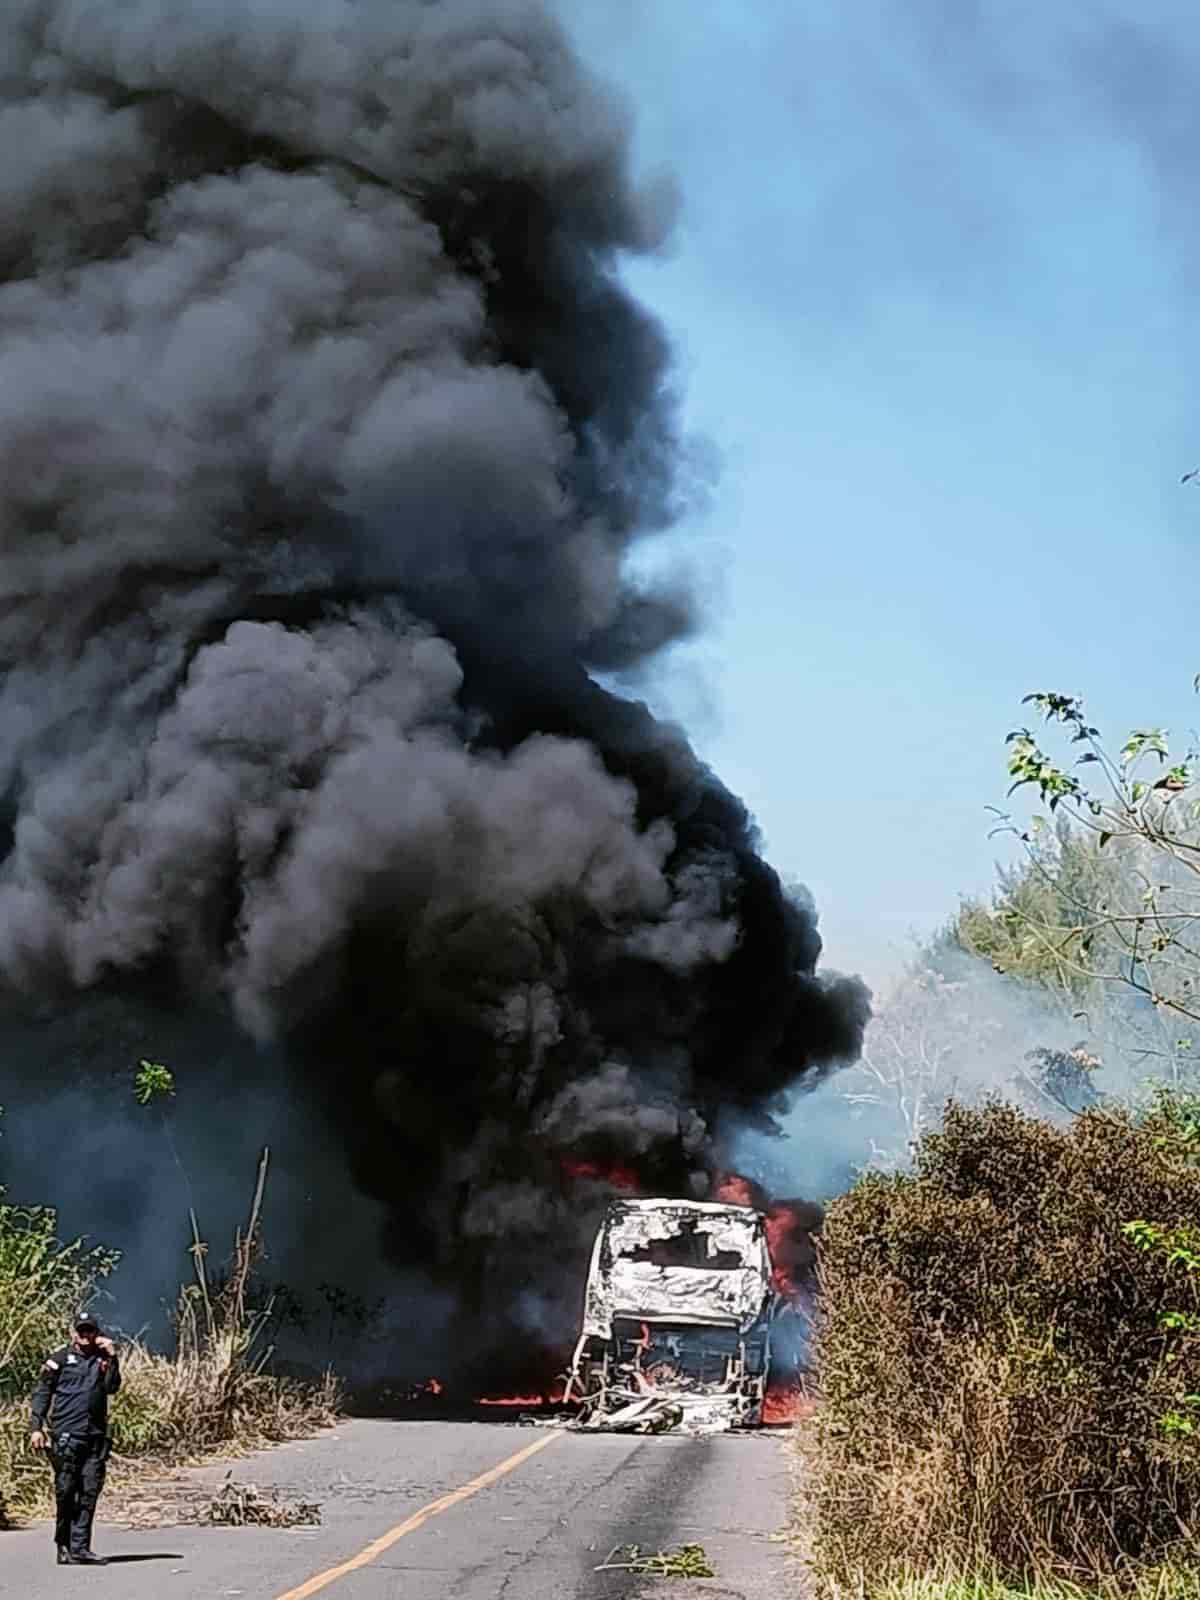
[567, 0, 1200, 992]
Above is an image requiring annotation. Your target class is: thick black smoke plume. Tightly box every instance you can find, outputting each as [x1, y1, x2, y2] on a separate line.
[0, 0, 868, 1380]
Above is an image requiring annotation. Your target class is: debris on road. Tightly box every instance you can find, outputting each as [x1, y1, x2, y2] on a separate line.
[595, 1542, 717, 1578]
[204, 1475, 321, 1529]
[562, 1199, 780, 1434]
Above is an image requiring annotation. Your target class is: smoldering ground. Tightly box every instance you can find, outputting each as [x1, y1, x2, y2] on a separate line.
[0, 0, 867, 1383]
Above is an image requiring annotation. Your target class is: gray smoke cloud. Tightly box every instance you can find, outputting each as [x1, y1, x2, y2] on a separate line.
[0, 0, 867, 1380]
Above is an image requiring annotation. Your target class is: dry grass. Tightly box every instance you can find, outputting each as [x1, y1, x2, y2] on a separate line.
[0, 1350, 340, 1523]
[1, 1149, 341, 1527]
[797, 1100, 1200, 1596]
[800, 1566, 1200, 1600]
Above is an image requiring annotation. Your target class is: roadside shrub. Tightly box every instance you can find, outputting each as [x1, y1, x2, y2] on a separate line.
[802, 1098, 1200, 1590]
[0, 1194, 117, 1394]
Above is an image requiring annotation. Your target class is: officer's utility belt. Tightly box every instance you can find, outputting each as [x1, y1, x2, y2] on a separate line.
[52, 1434, 113, 1463]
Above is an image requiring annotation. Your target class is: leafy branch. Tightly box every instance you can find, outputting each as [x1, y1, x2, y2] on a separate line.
[594, 1543, 716, 1577]
[990, 688, 1200, 1048]
[134, 1059, 176, 1106]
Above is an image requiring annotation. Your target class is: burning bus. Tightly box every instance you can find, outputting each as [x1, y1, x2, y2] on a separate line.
[562, 1198, 779, 1432]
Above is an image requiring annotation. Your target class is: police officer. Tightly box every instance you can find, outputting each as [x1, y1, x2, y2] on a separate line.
[29, 1315, 122, 1566]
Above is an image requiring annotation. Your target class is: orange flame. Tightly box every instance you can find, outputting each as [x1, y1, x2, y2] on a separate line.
[563, 1157, 640, 1193]
[762, 1380, 814, 1426]
[765, 1205, 803, 1298]
[477, 1383, 567, 1408]
[714, 1174, 812, 1304]
[398, 1377, 444, 1402]
[713, 1172, 764, 1208]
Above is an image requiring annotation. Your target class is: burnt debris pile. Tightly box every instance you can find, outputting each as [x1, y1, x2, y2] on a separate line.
[0, 0, 868, 1379]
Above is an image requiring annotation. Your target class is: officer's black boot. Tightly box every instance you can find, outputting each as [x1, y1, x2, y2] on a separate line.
[56, 1545, 70, 1564]
[66, 1502, 106, 1562]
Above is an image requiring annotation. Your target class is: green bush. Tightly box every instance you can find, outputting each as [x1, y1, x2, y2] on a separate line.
[0, 1198, 117, 1393]
[803, 1098, 1200, 1590]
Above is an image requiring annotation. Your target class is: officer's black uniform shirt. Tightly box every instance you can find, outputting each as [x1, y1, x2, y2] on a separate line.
[30, 1346, 122, 1438]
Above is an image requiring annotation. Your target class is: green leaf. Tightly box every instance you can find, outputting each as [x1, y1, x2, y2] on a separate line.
[1154, 764, 1192, 793]
[1122, 729, 1170, 765]
[134, 1059, 176, 1106]
[1123, 1220, 1164, 1250]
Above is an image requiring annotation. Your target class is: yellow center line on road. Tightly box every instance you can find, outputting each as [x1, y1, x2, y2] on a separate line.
[272, 1431, 561, 1600]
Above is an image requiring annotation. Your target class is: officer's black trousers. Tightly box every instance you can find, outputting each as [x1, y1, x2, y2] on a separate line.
[50, 1434, 108, 1556]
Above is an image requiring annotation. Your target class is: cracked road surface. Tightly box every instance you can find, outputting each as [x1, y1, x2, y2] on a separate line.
[0, 1419, 796, 1598]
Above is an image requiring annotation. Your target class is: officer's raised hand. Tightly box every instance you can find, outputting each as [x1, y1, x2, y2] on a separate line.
[30, 1429, 47, 1451]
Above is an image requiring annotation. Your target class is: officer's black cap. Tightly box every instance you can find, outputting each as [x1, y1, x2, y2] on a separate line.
[74, 1316, 100, 1334]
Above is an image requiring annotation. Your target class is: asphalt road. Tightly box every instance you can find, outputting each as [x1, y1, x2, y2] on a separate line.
[0, 1418, 798, 1598]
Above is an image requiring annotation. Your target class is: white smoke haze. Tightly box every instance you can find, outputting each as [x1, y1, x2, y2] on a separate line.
[737, 937, 1172, 1207]
[0, 0, 868, 1381]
